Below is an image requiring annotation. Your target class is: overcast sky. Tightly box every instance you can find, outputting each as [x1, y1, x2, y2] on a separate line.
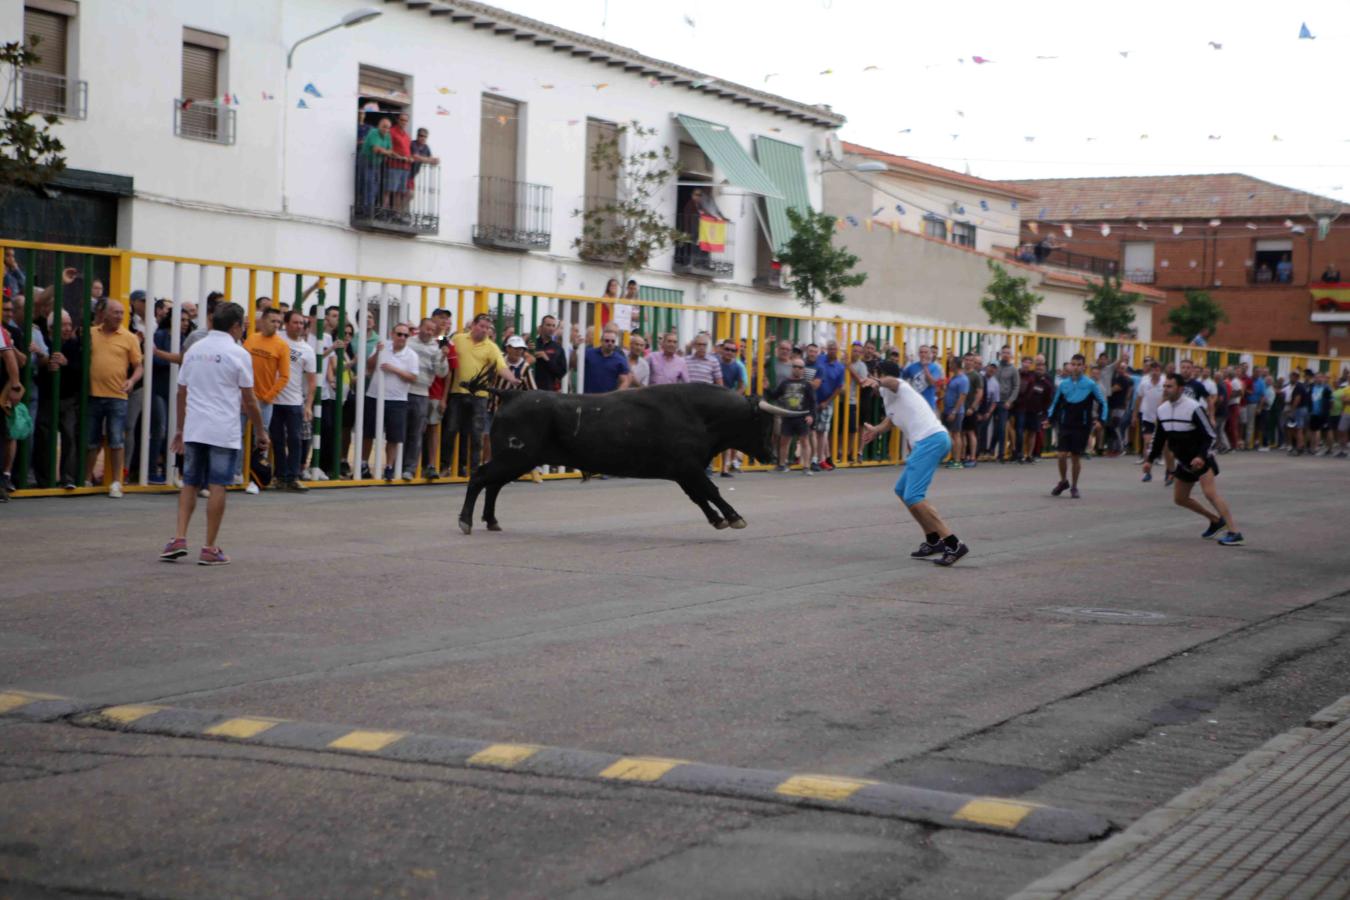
[488, 0, 1350, 206]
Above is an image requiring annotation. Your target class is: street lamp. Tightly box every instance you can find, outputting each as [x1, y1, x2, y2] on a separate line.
[281, 7, 382, 211]
[287, 7, 382, 69]
[821, 160, 887, 174]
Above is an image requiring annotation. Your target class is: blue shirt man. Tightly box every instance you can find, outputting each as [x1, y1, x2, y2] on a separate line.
[903, 350, 944, 409]
[1047, 367, 1109, 430]
[813, 343, 846, 405]
[582, 333, 631, 393]
[718, 342, 747, 392]
[943, 371, 969, 419]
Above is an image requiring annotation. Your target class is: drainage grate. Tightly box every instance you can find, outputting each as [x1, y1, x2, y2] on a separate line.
[1039, 606, 1171, 625]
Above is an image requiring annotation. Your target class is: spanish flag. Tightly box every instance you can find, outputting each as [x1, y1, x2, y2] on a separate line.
[698, 214, 726, 253]
[1313, 287, 1350, 313]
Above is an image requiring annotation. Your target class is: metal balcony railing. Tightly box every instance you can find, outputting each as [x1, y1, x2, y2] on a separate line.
[1249, 267, 1298, 286]
[173, 99, 235, 145]
[18, 70, 86, 119]
[1123, 268, 1156, 284]
[673, 211, 734, 278]
[351, 155, 441, 236]
[1040, 247, 1119, 278]
[472, 177, 552, 250]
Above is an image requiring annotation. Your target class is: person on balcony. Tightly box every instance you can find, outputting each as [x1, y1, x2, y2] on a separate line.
[1321, 262, 1342, 283]
[408, 127, 439, 222]
[1275, 254, 1293, 284]
[358, 117, 397, 217]
[386, 113, 414, 220]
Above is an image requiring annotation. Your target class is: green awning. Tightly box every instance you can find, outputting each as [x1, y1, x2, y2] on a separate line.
[675, 114, 783, 200]
[753, 136, 812, 253]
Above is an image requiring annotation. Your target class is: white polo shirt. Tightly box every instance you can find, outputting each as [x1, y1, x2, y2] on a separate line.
[365, 344, 418, 403]
[881, 379, 945, 445]
[177, 330, 254, 449]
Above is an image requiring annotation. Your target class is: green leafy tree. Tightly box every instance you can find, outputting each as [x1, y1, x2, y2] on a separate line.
[981, 260, 1043, 329]
[1166, 289, 1229, 340]
[573, 121, 686, 285]
[1083, 275, 1138, 338]
[776, 206, 867, 336]
[0, 38, 67, 190]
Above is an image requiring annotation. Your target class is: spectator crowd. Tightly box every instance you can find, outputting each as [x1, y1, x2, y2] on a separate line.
[4, 253, 1349, 503]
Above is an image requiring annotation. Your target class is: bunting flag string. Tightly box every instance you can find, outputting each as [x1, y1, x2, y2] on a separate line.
[303, 83, 323, 98]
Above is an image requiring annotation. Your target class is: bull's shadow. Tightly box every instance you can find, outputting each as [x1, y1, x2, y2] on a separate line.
[456, 375, 806, 534]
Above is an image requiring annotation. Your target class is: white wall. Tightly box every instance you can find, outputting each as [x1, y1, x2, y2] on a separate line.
[11, 0, 837, 313]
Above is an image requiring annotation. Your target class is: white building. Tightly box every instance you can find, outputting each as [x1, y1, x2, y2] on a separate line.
[3, 0, 844, 317]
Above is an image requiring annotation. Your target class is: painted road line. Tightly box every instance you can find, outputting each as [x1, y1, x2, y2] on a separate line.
[3, 692, 1111, 843]
[776, 774, 878, 802]
[0, 690, 61, 714]
[599, 756, 687, 782]
[467, 743, 540, 768]
[203, 716, 286, 739]
[328, 729, 406, 752]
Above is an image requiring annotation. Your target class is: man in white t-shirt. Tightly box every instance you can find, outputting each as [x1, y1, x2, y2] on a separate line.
[362, 322, 419, 481]
[271, 309, 318, 491]
[1133, 361, 1167, 475]
[161, 302, 268, 566]
[858, 360, 969, 567]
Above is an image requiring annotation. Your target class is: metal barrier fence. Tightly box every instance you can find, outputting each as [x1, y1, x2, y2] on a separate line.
[1, 237, 1343, 499]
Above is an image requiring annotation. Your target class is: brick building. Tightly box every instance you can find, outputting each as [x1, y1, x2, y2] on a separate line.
[1005, 175, 1350, 356]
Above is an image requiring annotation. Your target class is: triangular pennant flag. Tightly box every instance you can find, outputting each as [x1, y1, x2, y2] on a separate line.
[1027, 221, 1039, 234]
[1173, 224, 1183, 235]
[972, 56, 993, 64]
[1062, 224, 1074, 237]
[1137, 221, 1148, 230]
[1209, 219, 1222, 227]
[895, 203, 906, 215]
[864, 218, 874, 232]
[1299, 22, 1314, 39]
[888, 220, 899, 234]
[297, 98, 308, 109]
[1100, 224, 1111, 237]
[261, 91, 275, 101]
[1010, 200, 1019, 210]
[303, 83, 322, 98]
[979, 199, 989, 211]
[846, 215, 859, 227]
[436, 106, 450, 116]
[872, 206, 885, 216]
[1038, 207, 1048, 220]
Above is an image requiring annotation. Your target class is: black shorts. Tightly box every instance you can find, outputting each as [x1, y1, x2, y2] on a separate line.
[1174, 456, 1219, 483]
[1310, 415, 1329, 432]
[1141, 420, 1156, 436]
[1057, 428, 1089, 455]
[363, 396, 408, 441]
[961, 414, 980, 433]
[781, 418, 809, 438]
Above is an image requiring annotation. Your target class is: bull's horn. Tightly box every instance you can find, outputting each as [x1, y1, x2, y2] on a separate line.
[758, 399, 809, 417]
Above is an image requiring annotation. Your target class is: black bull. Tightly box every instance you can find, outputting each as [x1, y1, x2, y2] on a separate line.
[456, 382, 807, 534]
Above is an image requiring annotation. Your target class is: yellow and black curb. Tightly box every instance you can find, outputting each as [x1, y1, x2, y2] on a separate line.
[1, 688, 1111, 843]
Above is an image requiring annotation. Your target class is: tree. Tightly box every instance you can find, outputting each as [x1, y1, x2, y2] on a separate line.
[1166, 289, 1229, 340]
[981, 260, 1043, 329]
[1083, 275, 1138, 338]
[776, 206, 867, 337]
[0, 38, 67, 191]
[573, 121, 686, 285]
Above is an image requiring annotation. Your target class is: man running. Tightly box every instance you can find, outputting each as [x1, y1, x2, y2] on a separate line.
[860, 360, 968, 566]
[1143, 372, 1244, 546]
[1046, 353, 1107, 499]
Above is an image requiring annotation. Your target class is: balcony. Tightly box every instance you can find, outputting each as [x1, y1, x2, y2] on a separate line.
[673, 211, 734, 278]
[173, 99, 235, 145]
[472, 177, 552, 251]
[351, 155, 441, 236]
[1040, 247, 1118, 278]
[1249, 267, 1298, 286]
[754, 260, 788, 291]
[576, 195, 627, 263]
[1122, 268, 1156, 284]
[18, 70, 86, 119]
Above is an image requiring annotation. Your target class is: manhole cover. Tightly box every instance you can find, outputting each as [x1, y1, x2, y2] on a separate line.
[1039, 606, 1171, 624]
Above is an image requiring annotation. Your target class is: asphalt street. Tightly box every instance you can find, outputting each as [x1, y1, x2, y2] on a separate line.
[2, 452, 1348, 898]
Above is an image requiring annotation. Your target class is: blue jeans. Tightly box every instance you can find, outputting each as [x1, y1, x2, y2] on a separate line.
[87, 397, 128, 450]
[269, 404, 305, 481]
[183, 442, 240, 488]
[991, 406, 1009, 459]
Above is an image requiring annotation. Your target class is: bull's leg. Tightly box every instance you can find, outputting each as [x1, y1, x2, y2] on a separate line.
[481, 462, 534, 531]
[675, 473, 725, 529]
[699, 472, 747, 529]
[458, 458, 528, 534]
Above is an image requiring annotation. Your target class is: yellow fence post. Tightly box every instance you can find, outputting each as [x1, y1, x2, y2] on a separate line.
[108, 250, 133, 303]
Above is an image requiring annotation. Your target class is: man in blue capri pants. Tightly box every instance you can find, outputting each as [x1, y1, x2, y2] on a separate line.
[860, 360, 969, 567]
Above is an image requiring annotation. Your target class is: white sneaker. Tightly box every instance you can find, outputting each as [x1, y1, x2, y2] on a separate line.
[245, 482, 260, 495]
[171, 472, 183, 488]
[198, 488, 210, 499]
[233, 473, 244, 485]
[309, 468, 328, 481]
[108, 481, 124, 499]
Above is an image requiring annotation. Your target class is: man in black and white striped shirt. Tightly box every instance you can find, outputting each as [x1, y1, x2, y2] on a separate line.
[1144, 373, 1244, 547]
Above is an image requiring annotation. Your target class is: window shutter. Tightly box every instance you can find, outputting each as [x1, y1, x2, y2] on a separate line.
[181, 43, 218, 101]
[479, 95, 519, 182]
[23, 8, 66, 73]
[358, 65, 410, 104]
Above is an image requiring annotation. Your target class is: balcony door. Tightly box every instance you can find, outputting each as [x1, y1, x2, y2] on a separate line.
[479, 95, 520, 231]
[22, 4, 69, 114]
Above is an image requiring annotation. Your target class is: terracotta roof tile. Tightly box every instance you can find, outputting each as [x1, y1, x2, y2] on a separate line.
[843, 142, 1038, 200]
[1005, 174, 1346, 222]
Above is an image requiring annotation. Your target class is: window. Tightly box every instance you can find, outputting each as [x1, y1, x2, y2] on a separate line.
[923, 215, 947, 240]
[1253, 239, 1294, 284]
[1123, 242, 1155, 282]
[358, 65, 410, 108]
[474, 94, 550, 250]
[951, 222, 976, 247]
[177, 28, 232, 144]
[1269, 340, 1318, 354]
[21, 1, 84, 118]
[584, 118, 618, 202]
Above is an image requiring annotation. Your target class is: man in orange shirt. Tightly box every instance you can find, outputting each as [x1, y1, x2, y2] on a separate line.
[86, 299, 143, 498]
[242, 307, 289, 492]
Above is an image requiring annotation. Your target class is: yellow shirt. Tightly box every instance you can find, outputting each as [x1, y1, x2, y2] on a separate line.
[89, 327, 143, 399]
[244, 332, 291, 403]
[450, 332, 505, 396]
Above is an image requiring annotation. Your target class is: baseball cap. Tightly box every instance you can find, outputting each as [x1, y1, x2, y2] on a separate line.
[505, 335, 527, 348]
[129, 289, 146, 302]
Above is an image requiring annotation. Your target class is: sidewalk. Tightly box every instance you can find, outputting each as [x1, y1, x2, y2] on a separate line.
[1015, 695, 1350, 899]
